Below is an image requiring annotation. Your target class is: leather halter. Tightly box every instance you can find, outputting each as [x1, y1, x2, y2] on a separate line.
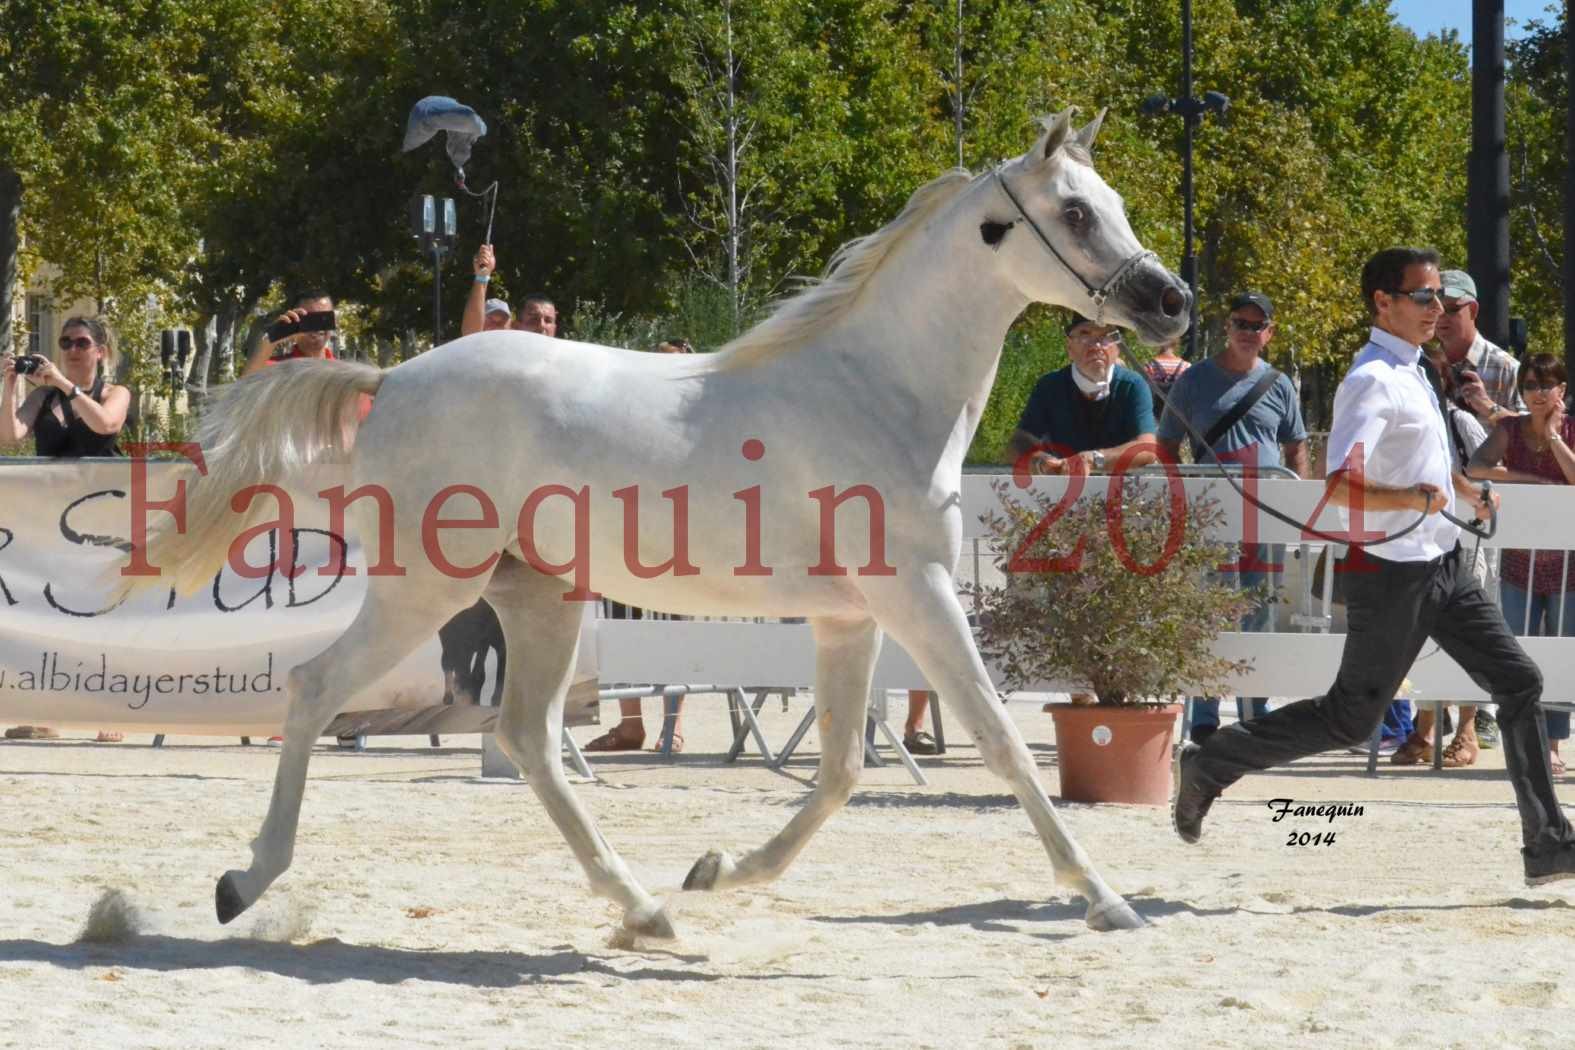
[990, 166, 1157, 323]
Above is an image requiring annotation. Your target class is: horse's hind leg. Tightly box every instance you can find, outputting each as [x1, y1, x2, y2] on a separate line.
[215, 573, 487, 924]
[868, 566, 1143, 932]
[683, 613, 881, 892]
[483, 559, 673, 937]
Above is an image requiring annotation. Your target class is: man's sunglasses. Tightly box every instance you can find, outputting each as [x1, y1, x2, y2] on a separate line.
[58, 336, 95, 351]
[1229, 318, 1270, 334]
[1442, 301, 1471, 315]
[1072, 329, 1122, 346]
[1387, 287, 1446, 307]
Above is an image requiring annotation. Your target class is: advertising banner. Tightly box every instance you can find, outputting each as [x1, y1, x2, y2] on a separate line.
[0, 460, 597, 735]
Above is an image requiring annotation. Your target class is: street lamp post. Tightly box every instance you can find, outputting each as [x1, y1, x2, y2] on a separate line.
[1141, 0, 1229, 360]
[409, 193, 459, 346]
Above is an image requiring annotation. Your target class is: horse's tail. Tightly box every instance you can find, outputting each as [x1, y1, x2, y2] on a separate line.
[123, 360, 386, 597]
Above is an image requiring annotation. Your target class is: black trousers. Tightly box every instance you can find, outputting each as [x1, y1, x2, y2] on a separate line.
[1196, 544, 1575, 855]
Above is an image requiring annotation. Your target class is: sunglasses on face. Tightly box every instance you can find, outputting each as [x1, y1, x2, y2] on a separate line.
[1442, 301, 1471, 315]
[1523, 382, 1564, 394]
[58, 335, 96, 351]
[1387, 287, 1445, 307]
[1072, 330, 1121, 347]
[1229, 317, 1270, 334]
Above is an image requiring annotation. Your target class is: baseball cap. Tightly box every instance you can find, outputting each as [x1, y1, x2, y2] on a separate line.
[484, 298, 512, 319]
[1439, 270, 1477, 303]
[1227, 291, 1275, 320]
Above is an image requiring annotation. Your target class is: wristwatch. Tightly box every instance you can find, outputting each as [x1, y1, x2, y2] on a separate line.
[1090, 449, 1107, 472]
[67, 384, 83, 400]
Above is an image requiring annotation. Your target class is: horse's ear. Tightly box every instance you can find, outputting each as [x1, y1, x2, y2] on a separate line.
[1032, 108, 1079, 163]
[1073, 108, 1107, 150]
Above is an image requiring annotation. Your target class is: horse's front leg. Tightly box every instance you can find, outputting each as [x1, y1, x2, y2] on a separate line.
[866, 566, 1144, 932]
[684, 613, 880, 892]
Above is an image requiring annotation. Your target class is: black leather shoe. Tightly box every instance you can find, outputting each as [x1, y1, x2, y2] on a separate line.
[1172, 743, 1219, 845]
[1524, 842, 1575, 887]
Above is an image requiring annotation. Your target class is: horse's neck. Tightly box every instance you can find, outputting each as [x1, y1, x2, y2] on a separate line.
[824, 188, 1026, 454]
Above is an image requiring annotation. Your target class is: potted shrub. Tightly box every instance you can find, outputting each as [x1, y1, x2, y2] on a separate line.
[968, 474, 1256, 804]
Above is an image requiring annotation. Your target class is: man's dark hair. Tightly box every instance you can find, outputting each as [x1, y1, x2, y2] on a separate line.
[521, 293, 555, 310]
[1360, 247, 1440, 316]
[291, 288, 334, 308]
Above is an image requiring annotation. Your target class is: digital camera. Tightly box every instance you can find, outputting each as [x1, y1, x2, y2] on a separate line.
[265, 310, 337, 343]
[13, 354, 47, 376]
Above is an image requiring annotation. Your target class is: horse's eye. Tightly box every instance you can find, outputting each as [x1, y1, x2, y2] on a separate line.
[1063, 203, 1088, 228]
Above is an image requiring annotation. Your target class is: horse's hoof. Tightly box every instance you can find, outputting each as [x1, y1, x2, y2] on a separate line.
[215, 872, 250, 925]
[1085, 897, 1145, 932]
[682, 849, 730, 891]
[623, 904, 676, 940]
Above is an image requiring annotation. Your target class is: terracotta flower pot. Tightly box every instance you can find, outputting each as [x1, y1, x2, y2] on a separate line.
[1048, 703, 1181, 805]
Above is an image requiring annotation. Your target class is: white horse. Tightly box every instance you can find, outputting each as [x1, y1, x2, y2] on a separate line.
[135, 109, 1189, 937]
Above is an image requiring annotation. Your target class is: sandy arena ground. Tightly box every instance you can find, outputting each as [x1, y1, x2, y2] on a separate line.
[3, 698, 1573, 1050]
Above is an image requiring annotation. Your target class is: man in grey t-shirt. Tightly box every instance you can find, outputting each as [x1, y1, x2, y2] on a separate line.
[1156, 291, 1308, 743]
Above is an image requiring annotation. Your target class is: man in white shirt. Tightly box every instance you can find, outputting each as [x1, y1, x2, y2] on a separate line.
[1174, 247, 1575, 886]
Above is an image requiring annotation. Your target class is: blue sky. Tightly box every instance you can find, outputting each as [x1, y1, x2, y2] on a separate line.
[1389, 0, 1559, 42]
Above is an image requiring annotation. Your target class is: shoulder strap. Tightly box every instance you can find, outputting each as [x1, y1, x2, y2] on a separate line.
[1203, 367, 1281, 449]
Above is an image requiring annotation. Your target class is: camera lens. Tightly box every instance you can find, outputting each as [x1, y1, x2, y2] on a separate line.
[15, 355, 42, 376]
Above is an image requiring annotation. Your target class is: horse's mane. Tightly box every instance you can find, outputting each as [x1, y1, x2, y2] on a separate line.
[707, 167, 976, 372]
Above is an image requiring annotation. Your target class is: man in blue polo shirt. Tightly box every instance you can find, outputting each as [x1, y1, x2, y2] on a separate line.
[1007, 313, 1157, 475]
[1157, 291, 1308, 744]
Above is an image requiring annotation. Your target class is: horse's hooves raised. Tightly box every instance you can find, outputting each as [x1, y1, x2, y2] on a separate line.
[682, 850, 727, 892]
[1085, 897, 1145, 932]
[215, 872, 250, 925]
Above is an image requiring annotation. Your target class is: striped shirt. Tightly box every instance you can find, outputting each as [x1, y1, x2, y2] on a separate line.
[1464, 334, 1525, 415]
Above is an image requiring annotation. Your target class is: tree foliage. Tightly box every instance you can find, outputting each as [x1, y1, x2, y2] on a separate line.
[2, 0, 1562, 449]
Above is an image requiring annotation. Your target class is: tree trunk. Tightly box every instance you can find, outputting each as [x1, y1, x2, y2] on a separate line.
[0, 169, 20, 355]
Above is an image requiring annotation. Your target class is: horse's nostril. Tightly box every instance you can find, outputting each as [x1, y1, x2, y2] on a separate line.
[1160, 286, 1186, 317]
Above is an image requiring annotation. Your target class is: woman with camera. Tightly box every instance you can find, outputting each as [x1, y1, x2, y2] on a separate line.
[2, 315, 130, 457]
[1468, 353, 1575, 775]
[2, 316, 130, 743]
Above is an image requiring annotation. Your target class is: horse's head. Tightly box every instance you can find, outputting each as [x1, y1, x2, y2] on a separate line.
[986, 109, 1190, 345]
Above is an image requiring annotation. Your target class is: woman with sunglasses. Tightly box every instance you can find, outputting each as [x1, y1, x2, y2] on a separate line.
[1, 316, 131, 744]
[1468, 353, 1575, 774]
[1, 316, 131, 457]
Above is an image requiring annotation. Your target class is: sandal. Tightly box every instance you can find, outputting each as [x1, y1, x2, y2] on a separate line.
[903, 731, 939, 756]
[1441, 735, 1479, 769]
[583, 726, 644, 752]
[1390, 732, 1432, 766]
[650, 733, 684, 754]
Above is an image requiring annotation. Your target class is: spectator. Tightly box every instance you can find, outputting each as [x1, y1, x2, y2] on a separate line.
[584, 338, 697, 753]
[1142, 338, 1189, 420]
[1002, 313, 1157, 710]
[480, 299, 513, 331]
[1468, 353, 1575, 775]
[1156, 292, 1308, 744]
[1006, 313, 1158, 476]
[1438, 269, 1524, 428]
[1437, 268, 1521, 752]
[1390, 347, 1495, 765]
[243, 290, 338, 377]
[514, 295, 558, 337]
[461, 244, 512, 336]
[2, 315, 131, 742]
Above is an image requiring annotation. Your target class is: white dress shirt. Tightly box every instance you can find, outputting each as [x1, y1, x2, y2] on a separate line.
[1325, 327, 1458, 562]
